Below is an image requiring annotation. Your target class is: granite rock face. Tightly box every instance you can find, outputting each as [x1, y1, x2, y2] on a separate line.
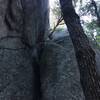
[0, 48, 34, 100]
[40, 41, 85, 100]
[0, 0, 49, 99]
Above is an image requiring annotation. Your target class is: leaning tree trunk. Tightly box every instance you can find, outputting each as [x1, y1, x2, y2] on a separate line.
[0, 0, 49, 99]
[59, 0, 100, 100]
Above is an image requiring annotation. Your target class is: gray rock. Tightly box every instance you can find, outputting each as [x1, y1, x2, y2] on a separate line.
[0, 47, 34, 100]
[0, 0, 49, 99]
[40, 41, 85, 100]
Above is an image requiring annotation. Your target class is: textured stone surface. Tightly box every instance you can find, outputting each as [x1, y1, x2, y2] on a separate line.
[0, 1, 34, 99]
[0, 0, 49, 99]
[40, 41, 85, 100]
[0, 48, 34, 100]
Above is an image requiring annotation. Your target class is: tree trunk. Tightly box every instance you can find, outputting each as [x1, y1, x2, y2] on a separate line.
[59, 0, 100, 100]
[0, 0, 49, 99]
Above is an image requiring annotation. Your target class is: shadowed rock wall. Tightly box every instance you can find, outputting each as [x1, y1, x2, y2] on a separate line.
[0, 0, 49, 99]
[40, 40, 85, 100]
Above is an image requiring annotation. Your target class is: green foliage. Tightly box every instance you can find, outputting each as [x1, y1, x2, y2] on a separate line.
[96, 36, 100, 42]
[55, 27, 65, 32]
[79, 2, 96, 16]
[85, 20, 100, 36]
[86, 20, 97, 29]
[77, 0, 100, 46]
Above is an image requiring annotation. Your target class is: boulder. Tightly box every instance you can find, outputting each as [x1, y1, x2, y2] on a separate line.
[40, 41, 85, 100]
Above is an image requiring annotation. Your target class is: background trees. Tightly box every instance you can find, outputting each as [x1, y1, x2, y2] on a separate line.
[50, 0, 100, 47]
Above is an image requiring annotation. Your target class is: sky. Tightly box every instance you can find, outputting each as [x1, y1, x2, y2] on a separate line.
[50, 0, 55, 8]
[49, 0, 56, 27]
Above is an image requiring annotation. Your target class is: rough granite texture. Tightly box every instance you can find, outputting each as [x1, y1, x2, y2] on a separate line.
[0, 0, 49, 99]
[0, 48, 34, 100]
[40, 41, 85, 100]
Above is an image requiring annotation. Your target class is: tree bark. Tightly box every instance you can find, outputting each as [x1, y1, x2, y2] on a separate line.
[59, 0, 100, 100]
